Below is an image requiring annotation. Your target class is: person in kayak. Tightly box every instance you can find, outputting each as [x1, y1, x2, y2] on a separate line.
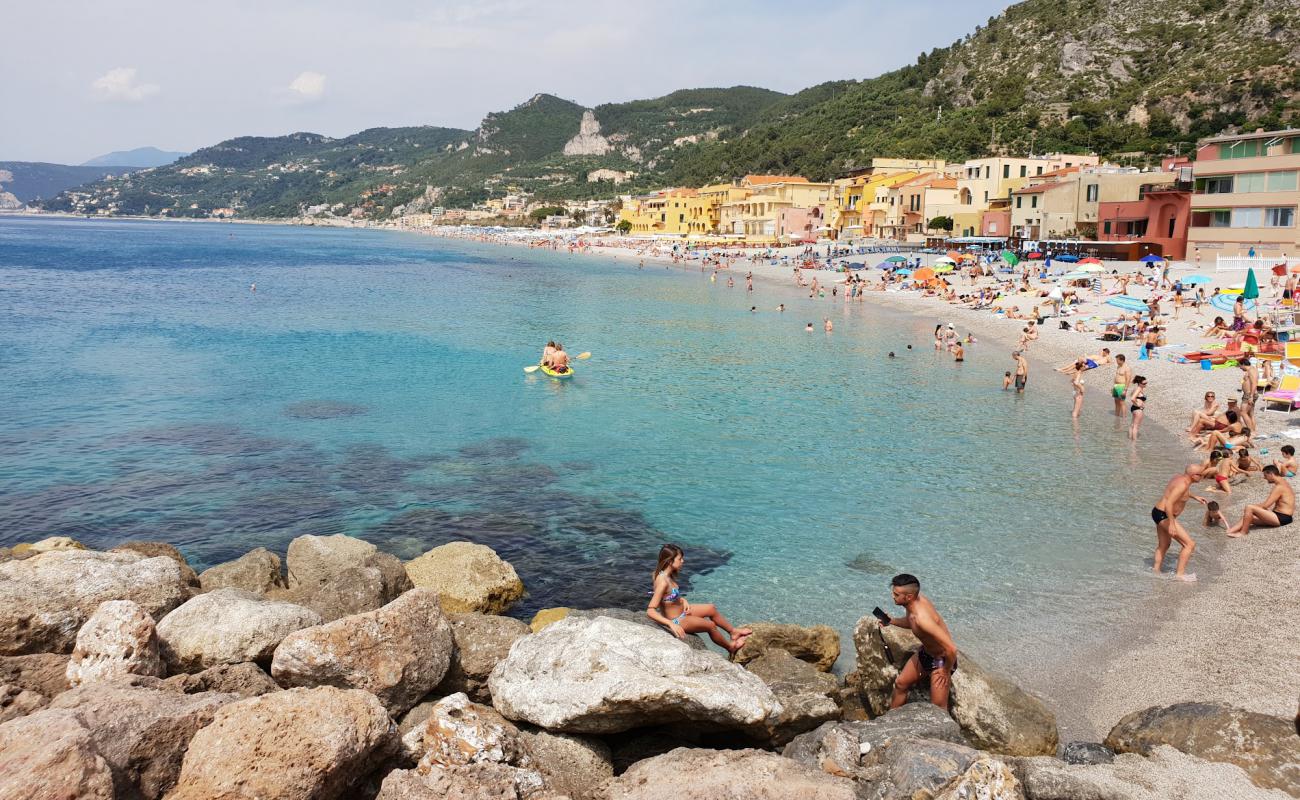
[647, 544, 751, 655]
[540, 341, 557, 367]
[547, 343, 571, 374]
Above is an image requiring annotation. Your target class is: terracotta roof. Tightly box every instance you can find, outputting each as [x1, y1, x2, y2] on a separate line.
[1037, 166, 1081, 179]
[743, 175, 809, 185]
[1014, 182, 1062, 195]
[928, 178, 958, 189]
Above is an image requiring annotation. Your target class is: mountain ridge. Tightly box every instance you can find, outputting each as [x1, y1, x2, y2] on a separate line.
[83, 147, 188, 168]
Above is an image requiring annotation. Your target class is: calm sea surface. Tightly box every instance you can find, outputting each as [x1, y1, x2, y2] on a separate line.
[0, 217, 1193, 685]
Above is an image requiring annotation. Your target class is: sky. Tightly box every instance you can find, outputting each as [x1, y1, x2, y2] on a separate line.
[1, 0, 1011, 165]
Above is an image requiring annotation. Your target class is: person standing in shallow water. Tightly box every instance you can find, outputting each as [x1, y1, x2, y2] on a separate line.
[647, 544, 751, 655]
[879, 574, 958, 711]
[1152, 464, 1207, 582]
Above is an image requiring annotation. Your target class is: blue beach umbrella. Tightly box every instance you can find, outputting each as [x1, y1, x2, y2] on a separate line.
[1106, 295, 1151, 313]
[1181, 274, 1212, 285]
[1210, 294, 1256, 313]
[895, 269, 913, 276]
[1055, 254, 1080, 263]
[1139, 254, 1165, 263]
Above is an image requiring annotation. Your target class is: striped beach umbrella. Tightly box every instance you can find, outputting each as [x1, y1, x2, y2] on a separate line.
[1106, 296, 1151, 313]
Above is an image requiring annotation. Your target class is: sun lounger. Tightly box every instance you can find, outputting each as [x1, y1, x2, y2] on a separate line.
[1263, 375, 1300, 411]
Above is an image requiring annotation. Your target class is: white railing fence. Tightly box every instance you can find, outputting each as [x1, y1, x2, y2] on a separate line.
[1216, 255, 1293, 272]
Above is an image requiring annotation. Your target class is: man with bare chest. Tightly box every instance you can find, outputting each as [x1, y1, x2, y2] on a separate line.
[880, 574, 959, 711]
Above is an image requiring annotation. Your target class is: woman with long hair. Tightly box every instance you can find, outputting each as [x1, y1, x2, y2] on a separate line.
[1128, 376, 1148, 441]
[647, 544, 751, 655]
[1071, 359, 1086, 420]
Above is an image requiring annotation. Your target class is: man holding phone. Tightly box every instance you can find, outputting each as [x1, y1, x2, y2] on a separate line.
[877, 574, 959, 711]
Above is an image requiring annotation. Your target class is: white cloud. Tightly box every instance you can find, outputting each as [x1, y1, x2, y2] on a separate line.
[91, 67, 160, 102]
[288, 71, 327, 101]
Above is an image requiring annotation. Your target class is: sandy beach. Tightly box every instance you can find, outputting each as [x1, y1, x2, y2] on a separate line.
[416, 225, 1299, 740]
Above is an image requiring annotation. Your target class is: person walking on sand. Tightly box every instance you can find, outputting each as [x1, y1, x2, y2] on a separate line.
[1151, 464, 1208, 581]
[1239, 356, 1259, 431]
[1112, 354, 1133, 416]
[879, 574, 959, 711]
[1227, 465, 1296, 538]
[1127, 375, 1148, 440]
[1012, 351, 1028, 393]
[1070, 359, 1086, 419]
[647, 544, 751, 655]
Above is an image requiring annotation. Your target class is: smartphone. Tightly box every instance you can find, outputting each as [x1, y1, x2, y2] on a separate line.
[872, 606, 890, 625]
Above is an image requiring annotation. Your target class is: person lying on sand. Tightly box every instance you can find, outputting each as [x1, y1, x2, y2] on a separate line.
[1054, 348, 1111, 373]
[647, 544, 751, 655]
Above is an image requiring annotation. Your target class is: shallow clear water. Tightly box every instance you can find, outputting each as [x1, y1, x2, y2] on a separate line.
[0, 217, 1191, 682]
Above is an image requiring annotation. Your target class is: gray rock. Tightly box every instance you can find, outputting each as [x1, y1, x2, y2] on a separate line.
[743, 649, 840, 745]
[518, 728, 612, 800]
[732, 621, 841, 672]
[156, 588, 322, 672]
[0, 652, 71, 696]
[933, 756, 1023, 800]
[0, 709, 115, 800]
[271, 547, 412, 622]
[415, 693, 538, 773]
[864, 736, 982, 799]
[198, 547, 286, 594]
[568, 607, 706, 651]
[0, 550, 190, 654]
[270, 587, 453, 716]
[783, 702, 969, 770]
[284, 533, 376, 589]
[487, 617, 781, 735]
[167, 686, 397, 800]
[852, 615, 1058, 756]
[605, 747, 857, 800]
[110, 541, 200, 587]
[1010, 756, 1125, 800]
[0, 682, 48, 723]
[48, 680, 236, 800]
[377, 764, 566, 800]
[66, 600, 165, 687]
[161, 662, 280, 697]
[436, 611, 530, 702]
[1104, 702, 1300, 795]
[1061, 741, 1114, 765]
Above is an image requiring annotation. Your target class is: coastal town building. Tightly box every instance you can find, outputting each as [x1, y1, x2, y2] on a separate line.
[1097, 158, 1193, 259]
[954, 154, 1100, 237]
[718, 176, 832, 240]
[1009, 165, 1178, 241]
[1187, 128, 1300, 261]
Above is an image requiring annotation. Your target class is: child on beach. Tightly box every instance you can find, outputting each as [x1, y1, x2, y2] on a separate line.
[1003, 371, 1012, 390]
[1203, 500, 1227, 529]
[1274, 444, 1297, 477]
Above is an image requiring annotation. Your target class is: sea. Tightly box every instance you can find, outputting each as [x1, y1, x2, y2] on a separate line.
[0, 216, 1197, 715]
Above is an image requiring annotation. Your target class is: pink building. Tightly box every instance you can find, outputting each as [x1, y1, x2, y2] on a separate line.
[980, 208, 1011, 238]
[777, 206, 827, 241]
[1098, 188, 1191, 260]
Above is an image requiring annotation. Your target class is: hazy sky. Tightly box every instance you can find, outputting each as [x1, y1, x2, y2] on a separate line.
[1, 0, 1010, 164]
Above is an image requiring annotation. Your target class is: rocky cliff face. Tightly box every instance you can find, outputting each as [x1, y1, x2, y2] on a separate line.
[563, 111, 613, 157]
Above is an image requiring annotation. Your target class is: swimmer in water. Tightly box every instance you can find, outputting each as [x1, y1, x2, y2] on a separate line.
[805, 323, 814, 332]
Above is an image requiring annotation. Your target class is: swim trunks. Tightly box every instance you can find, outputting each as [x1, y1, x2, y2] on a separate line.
[1276, 512, 1293, 526]
[1014, 374, 1027, 390]
[1112, 384, 1126, 399]
[1085, 359, 1098, 369]
[917, 650, 957, 675]
[1151, 507, 1169, 524]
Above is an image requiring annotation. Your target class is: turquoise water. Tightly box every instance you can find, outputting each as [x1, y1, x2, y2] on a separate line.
[0, 217, 1190, 681]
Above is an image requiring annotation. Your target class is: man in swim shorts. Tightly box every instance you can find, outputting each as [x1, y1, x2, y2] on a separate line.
[1152, 464, 1208, 581]
[880, 574, 958, 711]
[1012, 351, 1028, 393]
[1112, 354, 1132, 417]
[1227, 465, 1296, 538]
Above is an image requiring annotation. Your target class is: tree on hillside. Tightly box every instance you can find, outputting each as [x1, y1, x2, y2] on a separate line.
[928, 215, 954, 232]
[529, 205, 566, 222]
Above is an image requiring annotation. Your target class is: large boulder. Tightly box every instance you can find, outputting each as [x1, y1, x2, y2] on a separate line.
[10, 535, 86, 556]
[862, 737, 988, 799]
[284, 533, 376, 588]
[1011, 746, 1292, 800]
[0, 682, 48, 722]
[436, 611, 531, 702]
[405, 541, 524, 614]
[518, 728, 612, 800]
[270, 535, 412, 621]
[1104, 702, 1300, 794]
[783, 703, 968, 781]
[852, 615, 1058, 755]
[934, 757, 1023, 800]
[743, 649, 840, 745]
[156, 588, 322, 672]
[0, 709, 115, 800]
[529, 607, 571, 632]
[48, 681, 236, 800]
[0, 652, 71, 696]
[377, 764, 564, 800]
[198, 547, 286, 594]
[167, 686, 397, 800]
[271, 587, 453, 716]
[488, 616, 781, 735]
[732, 622, 841, 672]
[111, 542, 200, 587]
[67, 600, 165, 687]
[605, 747, 857, 800]
[161, 662, 280, 698]
[568, 607, 706, 651]
[0, 550, 190, 654]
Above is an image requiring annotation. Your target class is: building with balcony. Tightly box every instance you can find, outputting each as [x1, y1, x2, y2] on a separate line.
[953, 154, 1100, 237]
[719, 176, 832, 240]
[1188, 129, 1300, 261]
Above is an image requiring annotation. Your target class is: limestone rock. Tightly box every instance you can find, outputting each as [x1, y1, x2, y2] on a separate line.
[852, 615, 1058, 755]
[11, 535, 86, 556]
[783, 703, 968, 781]
[0, 550, 190, 654]
[562, 110, 613, 157]
[743, 649, 840, 745]
[156, 588, 322, 672]
[934, 756, 1023, 800]
[49, 681, 236, 800]
[732, 622, 841, 672]
[405, 541, 524, 614]
[284, 533, 376, 588]
[1104, 702, 1300, 794]
[568, 607, 706, 651]
[1009, 756, 1126, 800]
[161, 662, 280, 697]
[436, 611, 530, 702]
[271, 587, 453, 715]
[198, 547, 286, 594]
[1012, 746, 1291, 800]
[417, 692, 536, 769]
[1061, 741, 1115, 765]
[488, 616, 781, 735]
[864, 737, 983, 799]
[67, 600, 165, 687]
[378, 764, 563, 800]
[529, 606, 571, 632]
[0, 709, 115, 800]
[605, 747, 857, 800]
[0, 682, 48, 722]
[271, 537, 412, 620]
[0, 652, 71, 696]
[111, 541, 200, 587]
[167, 686, 396, 800]
[518, 728, 612, 800]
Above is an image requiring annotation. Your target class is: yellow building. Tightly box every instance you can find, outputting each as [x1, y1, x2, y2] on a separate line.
[618, 188, 698, 236]
[686, 182, 751, 235]
[954, 154, 1100, 237]
[718, 176, 833, 240]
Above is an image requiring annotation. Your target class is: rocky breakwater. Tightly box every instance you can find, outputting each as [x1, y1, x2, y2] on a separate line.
[1, 535, 1296, 799]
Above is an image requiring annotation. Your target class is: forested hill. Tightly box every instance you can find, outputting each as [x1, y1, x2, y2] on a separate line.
[40, 0, 1300, 219]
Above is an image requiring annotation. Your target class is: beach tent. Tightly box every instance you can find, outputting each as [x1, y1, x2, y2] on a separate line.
[1139, 254, 1165, 264]
[885, 256, 908, 263]
[1001, 250, 1019, 266]
[1106, 296, 1151, 313]
[1182, 274, 1212, 285]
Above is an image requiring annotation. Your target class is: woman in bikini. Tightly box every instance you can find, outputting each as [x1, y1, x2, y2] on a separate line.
[1127, 376, 1148, 441]
[647, 544, 751, 655]
[1071, 359, 1086, 420]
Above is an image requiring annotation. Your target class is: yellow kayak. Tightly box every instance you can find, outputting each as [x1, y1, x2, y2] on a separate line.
[540, 364, 574, 379]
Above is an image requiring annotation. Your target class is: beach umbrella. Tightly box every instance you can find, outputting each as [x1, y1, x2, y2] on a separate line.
[1243, 268, 1260, 301]
[1211, 293, 1255, 313]
[934, 256, 957, 265]
[895, 268, 913, 276]
[885, 255, 908, 263]
[1001, 250, 1019, 266]
[913, 267, 936, 281]
[1079, 257, 1102, 264]
[1027, 251, 1043, 259]
[1182, 274, 1212, 285]
[933, 264, 955, 273]
[874, 261, 893, 270]
[1106, 296, 1151, 313]
[1077, 264, 1106, 273]
[946, 250, 963, 260]
[1060, 271, 1091, 280]
[1139, 254, 1165, 264]
[1056, 254, 1080, 263]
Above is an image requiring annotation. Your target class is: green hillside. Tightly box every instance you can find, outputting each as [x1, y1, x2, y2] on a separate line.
[0, 162, 138, 204]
